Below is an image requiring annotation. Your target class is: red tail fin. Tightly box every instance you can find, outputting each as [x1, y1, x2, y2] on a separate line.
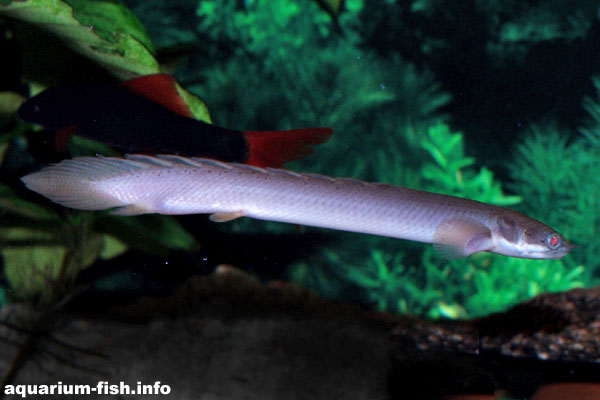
[120, 74, 194, 118]
[244, 127, 333, 168]
[55, 125, 79, 152]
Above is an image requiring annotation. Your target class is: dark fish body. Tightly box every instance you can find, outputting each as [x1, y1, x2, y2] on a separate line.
[19, 84, 248, 161]
[17, 75, 332, 167]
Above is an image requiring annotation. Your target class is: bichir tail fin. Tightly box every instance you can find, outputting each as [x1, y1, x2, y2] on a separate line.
[20, 157, 142, 212]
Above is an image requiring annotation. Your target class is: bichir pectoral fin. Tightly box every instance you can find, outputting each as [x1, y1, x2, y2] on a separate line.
[432, 218, 493, 259]
[209, 210, 246, 222]
[110, 204, 153, 216]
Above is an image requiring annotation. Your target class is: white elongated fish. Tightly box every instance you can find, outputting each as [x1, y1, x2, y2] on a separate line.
[21, 154, 572, 259]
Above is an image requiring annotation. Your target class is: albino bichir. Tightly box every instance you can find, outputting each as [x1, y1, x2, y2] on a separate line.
[21, 154, 573, 259]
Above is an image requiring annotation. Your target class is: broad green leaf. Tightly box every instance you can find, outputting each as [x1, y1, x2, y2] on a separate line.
[99, 234, 128, 260]
[0, 184, 60, 220]
[3, 244, 67, 300]
[0, 0, 159, 79]
[66, 0, 153, 51]
[0, 91, 26, 116]
[68, 135, 120, 157]
[79, 230, 105, 268]
[93, 214, 198, 256]
[0, 226, 55, 244]
[0, 287, 8, 306]
[176, 84, 212, 124]
[2, 227, 104, 301]
[0, 120, 29, 145]
[0, 0, 212, 125]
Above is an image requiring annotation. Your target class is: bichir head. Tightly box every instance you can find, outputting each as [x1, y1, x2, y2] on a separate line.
[492, 213, 572, 259]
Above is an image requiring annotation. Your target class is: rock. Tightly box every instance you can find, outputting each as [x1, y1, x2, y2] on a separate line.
[0, 266, 399, 400]
[389, 286, 600, 399]
[2, 268, 599, 400]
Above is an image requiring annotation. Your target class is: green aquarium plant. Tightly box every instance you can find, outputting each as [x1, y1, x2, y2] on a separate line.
[291, 122, 585, 319]
[324, 245, 584, 319]
[0, 0, 158, 80]
[1, 0, 592, 319]
[127, 0, 588, 319]
[359, 0, 597, 65]
[177, 0, 452, 180]
[509, 77, 600, 283]
[162, 0, 451, 241]
[0, 0, 203, 306]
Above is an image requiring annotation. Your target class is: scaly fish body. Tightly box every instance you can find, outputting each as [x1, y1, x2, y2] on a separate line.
[21, 155, 572, 259]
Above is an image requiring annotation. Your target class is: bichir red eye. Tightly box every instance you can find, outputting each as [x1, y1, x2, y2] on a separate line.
[547, 234, 560, 250]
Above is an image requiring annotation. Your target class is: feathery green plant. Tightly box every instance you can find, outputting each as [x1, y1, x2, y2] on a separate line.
[342, 246, 584, 319]
[291, 122, 583, 319]
[509, 78, 600, 283]
[176, 0, 580, 319]
[419, 124, 521, 205]
[0, 0, 201, 306]
[3, 0, 591, 317]
[179, 0, 453, 244]
[359, 0, 597, 65]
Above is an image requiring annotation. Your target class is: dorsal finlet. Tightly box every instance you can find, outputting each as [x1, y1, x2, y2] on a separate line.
[158, 155, 234, 170]
[269, 168, 303, 178]
[125, 154, 174, 167]
[337, 177, 372, 186]
[301, 172, 338, 183]
[233, 163, 267, 174]
[86, 156, 153, 171]
[195, 158, 235, 170]
[38, 155, 152, 183]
